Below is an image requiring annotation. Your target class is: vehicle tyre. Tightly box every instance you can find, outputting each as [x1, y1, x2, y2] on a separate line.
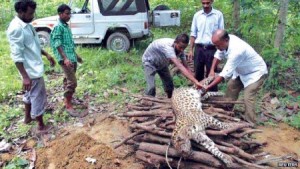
[106, 32, 130, 52]
[37, 31, 50, 47]
[153, 5, 170, 10]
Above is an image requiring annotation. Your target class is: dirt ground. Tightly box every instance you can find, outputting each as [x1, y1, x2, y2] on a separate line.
[31, 113, 300, 169]
[35, 115, 144, 169]
[255, 123, 300, 157]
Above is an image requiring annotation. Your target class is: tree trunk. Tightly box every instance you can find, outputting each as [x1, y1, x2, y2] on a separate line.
[274, 0, 289, 50]
[232, 0, 240, 35]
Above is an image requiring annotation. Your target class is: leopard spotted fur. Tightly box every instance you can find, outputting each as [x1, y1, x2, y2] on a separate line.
[171, 77, 233, 164]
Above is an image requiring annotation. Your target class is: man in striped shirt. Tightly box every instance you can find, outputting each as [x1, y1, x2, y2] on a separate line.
[142, 33, 203, 98]
[50, 4, 83, 117]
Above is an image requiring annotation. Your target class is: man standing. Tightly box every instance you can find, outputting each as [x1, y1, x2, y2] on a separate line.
[188, 0, 224, 91]
[205, 29, 268, 124]
[143, 33, 203, 98]
[50, 4, 83, 117]
[7, 0, 56, 133]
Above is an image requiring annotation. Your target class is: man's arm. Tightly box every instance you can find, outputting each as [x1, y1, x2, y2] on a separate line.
[187, 36, 196, 61]
[56, 46, 73, 67]
[208, 58, 221, 77]
[15, 62, 31, 91]
[170, 57, 203, 88]
[181, 56, 193, 75]
[41, 49, 55, 67]
[76, 53, 83, 63]
[204, 75, 224, 92]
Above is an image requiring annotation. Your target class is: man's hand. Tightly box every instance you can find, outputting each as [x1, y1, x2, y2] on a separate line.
[23, 77, 31, 91]
[208, 71, 215, 77]
[187, 50, 194, 62]
[77, 55, 83, 63]
[64, 58, 73, 67]
[194, 81, 204, 89]
[47, 55, 56, 67]
[201, 86, 208, 96]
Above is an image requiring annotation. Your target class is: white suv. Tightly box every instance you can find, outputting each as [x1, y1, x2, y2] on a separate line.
[31, 0, 180, 52]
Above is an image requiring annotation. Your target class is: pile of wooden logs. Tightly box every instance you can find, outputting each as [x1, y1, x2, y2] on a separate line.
[116, 95, 279, 169]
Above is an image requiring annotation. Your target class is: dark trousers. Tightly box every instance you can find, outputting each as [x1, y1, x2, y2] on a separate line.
[194, 44, 218, 91]
[144, 64, 174, 98]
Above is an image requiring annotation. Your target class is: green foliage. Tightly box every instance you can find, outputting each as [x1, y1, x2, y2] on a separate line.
[4, 157, 29, 169]
[286, 112, 300, 129]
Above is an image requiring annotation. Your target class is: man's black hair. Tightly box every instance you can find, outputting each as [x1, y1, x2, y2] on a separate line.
[175, 33, 189, 44]
[14, 0, 36, 13]
[57, 4, 71, 14]
[220, 30, 230, 41]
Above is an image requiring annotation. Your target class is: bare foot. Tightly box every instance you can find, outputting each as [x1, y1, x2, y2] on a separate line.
[24, 117, 33, 124]
[36, 125, 53, 134]
[66, 107, 80, 117]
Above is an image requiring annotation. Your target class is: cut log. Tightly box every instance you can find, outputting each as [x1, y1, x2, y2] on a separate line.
[130, 123, 172, 137]
[138, 142, 223, 167]
[123, 110, 172, 117]
[114, 130, 145, 149]
[203, 100, 244, 104]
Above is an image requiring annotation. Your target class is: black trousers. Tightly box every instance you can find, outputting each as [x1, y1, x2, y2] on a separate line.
[194, 44, 218, 91]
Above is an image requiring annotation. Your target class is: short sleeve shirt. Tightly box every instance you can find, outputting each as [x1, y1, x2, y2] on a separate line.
[190, 8, 224, 45]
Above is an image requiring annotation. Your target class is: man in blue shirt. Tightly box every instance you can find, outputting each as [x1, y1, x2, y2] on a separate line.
[7, 0, 55, 133]
[188, 0, 224, 91]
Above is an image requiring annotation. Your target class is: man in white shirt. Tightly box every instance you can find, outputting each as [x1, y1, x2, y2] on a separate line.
[188, 0, 224, 91]
[204, 29, 268, 124]
[143, 33, 203, 98]
[7, 0, 55, 133]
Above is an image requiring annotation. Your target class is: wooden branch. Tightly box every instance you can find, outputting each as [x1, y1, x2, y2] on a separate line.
[204, 107, 235, 116]
[209, 113, 241, 122]
[205, 129, 227, 136]
[255, 155, 293, 165]
[131, 123, 172, 137]
[203, 100, 244, 104]
[139, 117, 163, 126]
[231, 155, 268, 169]
[214, 140, 256, 161]
[138, 142, 223, 168]
[114, 130, 145, 149]
[136, 150, 173, 167]
[140, 96, 171, 104]
[122, 110, 172, 117]
[127, 104, 152, 111]
[141, 134, 170, 145]
[241, 140, 267, 147]
[231, 129, 263, 138]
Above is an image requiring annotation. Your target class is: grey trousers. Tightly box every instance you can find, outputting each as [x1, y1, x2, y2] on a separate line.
[143, 64, 174, 98]
[225, 75, 267, 123]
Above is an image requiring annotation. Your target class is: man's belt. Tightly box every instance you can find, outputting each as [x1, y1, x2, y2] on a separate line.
[196, 43, 216, 50]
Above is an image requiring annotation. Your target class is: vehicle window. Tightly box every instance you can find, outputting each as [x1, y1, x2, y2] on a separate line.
[70, 0, 91, 14]
[98, 0, 147, 15]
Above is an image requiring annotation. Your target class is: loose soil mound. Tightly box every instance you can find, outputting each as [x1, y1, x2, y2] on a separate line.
[36, 132, 120, 169]
[255, 123, 300, 157]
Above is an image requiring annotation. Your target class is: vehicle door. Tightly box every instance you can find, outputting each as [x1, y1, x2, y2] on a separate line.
[69, 0, 95, 35]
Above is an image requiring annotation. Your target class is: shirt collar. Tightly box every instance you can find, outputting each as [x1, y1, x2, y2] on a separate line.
[200, 8, 217, 15]
[58, 19, 69, 27]
[15, 16, 30, 28]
